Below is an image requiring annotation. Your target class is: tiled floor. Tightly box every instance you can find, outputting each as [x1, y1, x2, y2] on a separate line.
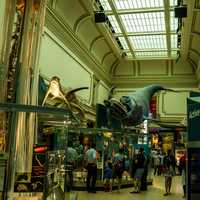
[74, 175, 183, 200]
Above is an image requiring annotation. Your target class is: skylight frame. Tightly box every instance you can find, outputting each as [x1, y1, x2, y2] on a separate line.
[129, 35, 167, 50]
[120, 12, 166, 33]
[97, 0, 179, 59]
[114, 0, 164, 10]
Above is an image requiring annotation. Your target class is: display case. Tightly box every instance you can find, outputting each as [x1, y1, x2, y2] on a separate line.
[0, 102, 78, 199]
[64, 127, 138, 189]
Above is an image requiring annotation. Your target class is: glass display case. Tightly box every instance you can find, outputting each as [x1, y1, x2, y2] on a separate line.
[0, 102, 78, 199]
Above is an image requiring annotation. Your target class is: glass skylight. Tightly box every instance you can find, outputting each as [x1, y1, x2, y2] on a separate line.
[121, 12, 165, 33]
[96, 0, 179, 59]
[129, 35, 167, 50]
[170, 11, 178, 32]
[114, 0, 164, 10]
[107, 15, 121, 33]
[171, 34, 178, 49]
[170, 0, 177, 6]
[117, 37, 129, 49]
[98, 0, 111, 11]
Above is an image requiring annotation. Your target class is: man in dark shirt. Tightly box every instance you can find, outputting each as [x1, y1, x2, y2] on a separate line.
[163, 149, 176, 196]
[130, 147, 146, 193]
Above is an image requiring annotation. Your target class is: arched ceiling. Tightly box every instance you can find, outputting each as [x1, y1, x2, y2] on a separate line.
[47, 0, 200, 88]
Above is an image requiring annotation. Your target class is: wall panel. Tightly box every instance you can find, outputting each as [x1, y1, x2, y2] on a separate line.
[138, 60, 168, 76]
[55, 0, 85, 29]
[38, 28, 93, 104]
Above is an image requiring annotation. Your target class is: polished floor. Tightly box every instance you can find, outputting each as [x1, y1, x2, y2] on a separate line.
[74, 175, 183, 200]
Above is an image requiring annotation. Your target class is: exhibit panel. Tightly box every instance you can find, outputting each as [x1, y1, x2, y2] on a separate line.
[187, 95, 200, 200]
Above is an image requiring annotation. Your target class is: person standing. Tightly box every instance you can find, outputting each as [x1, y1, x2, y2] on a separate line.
[154, 151, 161, 175]
[85, 143, 97, 193]
[104, 160, 113, 192]
[130, 147, 145, 193]
[66, 142, 78, 191]
[163, 149, 176, 196]
[113, 148, 124, 191]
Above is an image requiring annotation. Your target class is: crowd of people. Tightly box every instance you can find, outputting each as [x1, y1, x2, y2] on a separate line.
[65, 141, 186, 198]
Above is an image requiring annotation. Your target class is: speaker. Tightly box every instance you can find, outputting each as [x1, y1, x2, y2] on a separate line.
[94, 12, 107, 23]
[174, 6, 187, 18]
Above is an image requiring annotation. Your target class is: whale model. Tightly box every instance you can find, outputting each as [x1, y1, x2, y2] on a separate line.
[104, 85, 173, 126]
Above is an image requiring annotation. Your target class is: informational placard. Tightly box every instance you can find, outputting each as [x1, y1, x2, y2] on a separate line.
[187, 97, 200, 142]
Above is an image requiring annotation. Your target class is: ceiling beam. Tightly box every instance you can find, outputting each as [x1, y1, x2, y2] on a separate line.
[105, 7, 175, 15]
[122, 48, 180, 53]
[124, 56, 178, 61]
[163, 0, 171, 57]
[114, 31, 177, 37]
[107, 0, 136, 58]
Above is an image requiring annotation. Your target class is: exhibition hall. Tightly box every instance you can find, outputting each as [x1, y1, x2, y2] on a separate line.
[0, 0, 200, 200]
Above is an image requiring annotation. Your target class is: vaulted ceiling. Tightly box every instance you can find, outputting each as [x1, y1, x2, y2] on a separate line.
[46, 0, 200, 88]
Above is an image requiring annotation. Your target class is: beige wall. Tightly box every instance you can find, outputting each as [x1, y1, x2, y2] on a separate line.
[38, 28, 93, 105]
[157, 90, 189, 121]
[95, 80, 110, 104]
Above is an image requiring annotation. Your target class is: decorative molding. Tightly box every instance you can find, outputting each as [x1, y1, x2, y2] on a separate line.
[90, 37, 105, 52]
[109, 58, 120, 76]
[189, 48, 200, 58]
[101, 51, 113, 65]
[79, 0, 121, 62]
[74, 14, 91, 34]
[171, 59, 195, 76]
[188, 54, 198, 70]
[112, 61, 136, 77]
[111, 76, 198, 88]
[161, 90, 189, 116]
[137, 61, 169, 76]
[89, 35, 103, 51]
[191, 31, 200, 36]
[191, 11, 198, 32]
[45, 7, 111, 86]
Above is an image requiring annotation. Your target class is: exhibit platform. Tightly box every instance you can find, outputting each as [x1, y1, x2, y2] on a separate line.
[73, 178, 153, 191]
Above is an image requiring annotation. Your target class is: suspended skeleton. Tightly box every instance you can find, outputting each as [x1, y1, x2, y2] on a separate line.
[65, 87, 88, 120]
[42, 76, 70, 108]
[41, 76, 88, 121]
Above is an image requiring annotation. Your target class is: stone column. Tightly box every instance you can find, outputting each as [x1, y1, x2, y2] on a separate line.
[6, 0, 47, 195]
[0, 0, 17, 152]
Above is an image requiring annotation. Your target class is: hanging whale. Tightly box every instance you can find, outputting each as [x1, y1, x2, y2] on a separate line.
[104, 84, 173, 126]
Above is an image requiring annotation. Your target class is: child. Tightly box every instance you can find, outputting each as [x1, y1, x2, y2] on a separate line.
[104, 161, 113, 192]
